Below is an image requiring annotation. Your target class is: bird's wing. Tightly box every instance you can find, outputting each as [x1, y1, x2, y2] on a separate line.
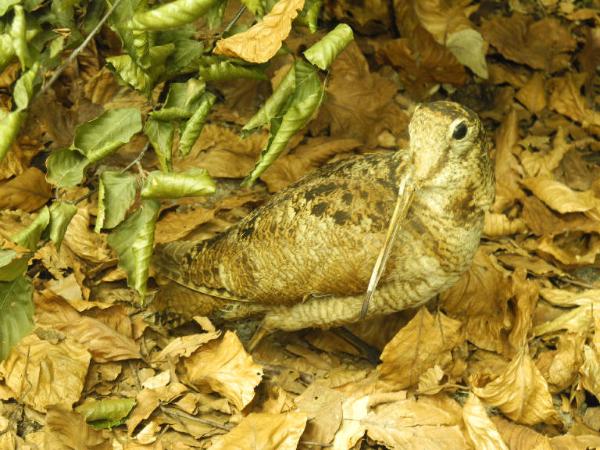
[154, 150, 412, 305]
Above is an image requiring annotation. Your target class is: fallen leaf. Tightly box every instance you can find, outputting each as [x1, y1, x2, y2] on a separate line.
[214, 0, 305, 63]
[516, 72, 547, 114]
[43, 406, 110, 450]
[0, 167, 51, 212]
[463, 393, 509, 450]
[536, 333, 584, 392]
[183, 331, 263, 410]
[548, 73, 600, 127]
[209, 412, 307, 450]
[294, 382, 344, 445]
[492, 416, 553, 449]
[0, 333, 91, 412]
[471, 347, 559, 425]
[377, 308, 463, 388]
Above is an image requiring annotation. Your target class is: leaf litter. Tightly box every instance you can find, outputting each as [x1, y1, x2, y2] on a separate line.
[0, 0, 599, 448]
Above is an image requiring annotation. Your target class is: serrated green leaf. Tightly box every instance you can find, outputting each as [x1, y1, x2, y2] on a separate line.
[12, 206, 50, 251]
[129, 0, 220, 30]
[76, 398, 136, 429]
[0, 110, 24, 162]
[0, 0, 20, 17]
[0, 249, 29, 282]
[13, 62, 38, 110]
[303, 23, 353, 71]
[141, 168, 215, 199]
[45, 148, 90, 187]
[179, 92, 215, 156]
[73, 108, 142, 163]
[108, 199, 159, 296]
[0, 275, 34, 361]
[244, 60, 323, 185]
[144, 118, 173, 172]
[48, 201, 77, 249]
[95, 171, 137, 231]
[107, 54, 153, 93]
[10, 5, 30, 67]
[199, 60, 267, 81]
[243, 64, 295, 132]
[296, 0, 321, 33]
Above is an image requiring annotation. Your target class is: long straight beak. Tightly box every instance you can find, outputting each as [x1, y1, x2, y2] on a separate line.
[359, 169, 416, 319]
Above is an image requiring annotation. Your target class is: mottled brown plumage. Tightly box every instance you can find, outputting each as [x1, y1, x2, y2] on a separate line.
[153, 101, 494, 343]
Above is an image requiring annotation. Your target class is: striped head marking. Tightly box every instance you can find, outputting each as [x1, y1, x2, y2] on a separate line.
[409, 101, 485, 183]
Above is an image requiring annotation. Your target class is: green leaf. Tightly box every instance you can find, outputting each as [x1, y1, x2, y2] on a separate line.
[144, 118, 173, 172]
[106, 54, 153, 93]
[13, 62, 38, 110]
[244, 60, 324, 185]
[45, 148, 90, 187]
[48, 201, 77, 249]
[95, 171, 137, 231]
[296, 0, 321, 33]
[73, 108, 142, 163]
[141, 168, 215, 199]
[205, 0, 227, 28]
[76, 398, 136, 429]
[12, 206, 50, 251]
[10, 5, 30, 68]
[0, 249, 29, 282]
[303, 23, 353, 71]
[0, 276, 34, 361]
[243, 64, 295, 132]
[0, 111, 24, 162]
[162, 38, 204, 78]
[199, 59, 267, 81]
[129, 0, 220, 30]
[0, 34, 15, 69]
[0, 0, 20, 17]
[49, 0, 78, 28]
[108, 199, 160, 296]
[179, 92, 215, 156]
[149, 79, 206, 121]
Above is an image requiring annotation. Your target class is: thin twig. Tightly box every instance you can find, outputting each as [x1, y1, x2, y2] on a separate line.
[220, 5, 247, 37]
[159, 405, 233, 431]
[38, 0, 125, 98]
[121, 142, 149, 173]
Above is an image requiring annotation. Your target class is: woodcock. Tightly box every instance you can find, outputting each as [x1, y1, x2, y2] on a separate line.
[154, 101, 495, 347]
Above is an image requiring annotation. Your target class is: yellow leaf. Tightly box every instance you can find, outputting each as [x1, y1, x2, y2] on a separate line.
[214, 0, 305, 63]
[463, 393, 509, 450]
[471, 347, 559, 425]
[183, 331, 262, 410]
[210, 412, 307, 450]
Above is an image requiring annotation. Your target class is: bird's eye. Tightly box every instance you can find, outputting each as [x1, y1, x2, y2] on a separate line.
[452, 122, 468, 140]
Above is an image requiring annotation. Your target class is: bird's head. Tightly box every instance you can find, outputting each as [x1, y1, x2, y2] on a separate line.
[409, 101, 490, 189]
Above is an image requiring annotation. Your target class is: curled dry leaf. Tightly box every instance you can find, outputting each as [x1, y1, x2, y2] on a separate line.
[214, 0, 305, 64]
[481, 14, 576, 72]
[471, 347, 559, 425]
[491, 416, 553, 450]
[463, 393, 509, 450]
[366, 395, 467, 449]
[377, 308, 463, 389]
[127, 382, 188, 435]
[63, 207, 115, 264]
[493, 108, 523, 212]
[548, 73, 600, 127]
[154, 331, 221, 362]
[210, 412, 307, 450]
[484, 212, 526, 237]
[183, 331, 262, 410]
[533, 304, 595, 336]
[536, 333, 584, 393]
[0, 167, 51, 212]
[0, 333, 91, 412]
[34, 293, 141, 363]
[579, 314, 600, 401]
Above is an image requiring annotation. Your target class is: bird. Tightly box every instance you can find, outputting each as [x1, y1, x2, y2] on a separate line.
[153, 101, 495, 349]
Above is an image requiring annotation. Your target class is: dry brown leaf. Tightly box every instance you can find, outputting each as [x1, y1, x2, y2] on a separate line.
[183, 331, 262, 410]
[463, 393, 509, 450]
[484, 212, 527, 237]
[536, 232, 600, 266]
[366, 395, 467, 449]
[320, 42, 408, 146]
[579, 314, 600, 401]
[42, 406, 111, 450]
[417, 365, 445, 395]
[536, 333, 584, 392]
[294, 382, 344, 445]
[377, 308, 463, 388]
[533, 304, 595, 336]
[155, 331, 221, 362]
[214, 0, 305, 63]
[0, 333, 91, 412]
[63, 207, 115, 264]
[127, 382, 188, 435]
[481, 14, 576, 72]
[210, 412, 307, 450]
[440, 248, 512, 354]
[34, 293, 140, 362]
[0, 167, 52, 212]
[548, 73, 600, 127]
[492, 416, 553, 450]
[550, 434, 600, 450]
[522, 176, 600, 219]
[516, 72, 547, 114]
[331, 394, 369, 450]
[540, 288, 600, 307]
[471, 347, 559, 425]
[155, 206, 215, 244]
